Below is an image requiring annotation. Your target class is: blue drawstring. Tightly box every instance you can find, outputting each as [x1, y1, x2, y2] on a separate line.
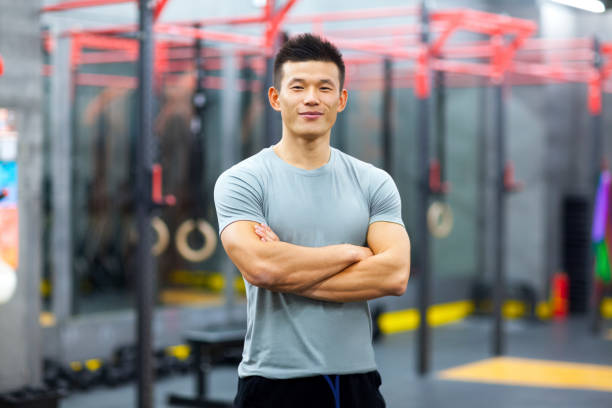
[323, 374, 340, 408]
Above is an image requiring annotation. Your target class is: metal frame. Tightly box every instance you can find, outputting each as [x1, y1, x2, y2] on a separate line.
[46, 4, 612, 91]
[415, 2, 432, 375]
[49, 32, 74, 331]
[135, 1, 155, 406]
[42, 0, 134, 12]
[382, 57, 393, 176]
[41, 1, 612, 384]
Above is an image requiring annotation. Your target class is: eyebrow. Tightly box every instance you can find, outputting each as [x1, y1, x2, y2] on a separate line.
[287, 78, 336, 87]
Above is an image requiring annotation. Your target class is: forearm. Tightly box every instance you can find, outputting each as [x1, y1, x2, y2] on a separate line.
[296, 250, 410, 302]
[236, 240, 365, 292]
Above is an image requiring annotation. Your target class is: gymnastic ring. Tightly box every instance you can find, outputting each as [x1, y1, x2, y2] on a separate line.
[427, 201, 453, 238]
[151, 216, 170, 256]
[175, 219, 217, 262]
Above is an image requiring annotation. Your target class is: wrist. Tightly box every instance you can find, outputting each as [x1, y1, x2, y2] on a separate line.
[344, 244, 362, 263]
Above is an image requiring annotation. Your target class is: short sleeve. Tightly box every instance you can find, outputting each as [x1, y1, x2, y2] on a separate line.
[214, 167, 266, 235]
[369, 168, 404, 227]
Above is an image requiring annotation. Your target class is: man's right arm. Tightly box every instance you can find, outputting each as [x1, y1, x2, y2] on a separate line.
[220, 220, 373, 292]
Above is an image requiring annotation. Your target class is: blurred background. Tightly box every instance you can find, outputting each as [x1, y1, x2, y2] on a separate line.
[0, 0, 611, 407]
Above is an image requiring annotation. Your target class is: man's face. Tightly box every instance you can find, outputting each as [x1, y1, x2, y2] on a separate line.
[269, 60, 347, 141]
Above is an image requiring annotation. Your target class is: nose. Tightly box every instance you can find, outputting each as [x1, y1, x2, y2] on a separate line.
[303, 88, 319, 105]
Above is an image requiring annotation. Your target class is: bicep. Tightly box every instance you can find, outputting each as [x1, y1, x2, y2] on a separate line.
[366, 221, 411, 257]
[368, 168, 404, 228]
[214, 169, 266, 234]
[220, 220, 266, 283]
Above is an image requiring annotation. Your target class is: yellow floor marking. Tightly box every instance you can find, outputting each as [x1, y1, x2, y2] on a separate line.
[379, 301, 474, 334]
[439, 357, 612, 392]
[160, 289, 223, 306]
[602, 298, 612, 318]
[379, 297, 612, 335]
[428, 300, 475, 326]
[379, 308, 419, 333]
[502, 300, 526, 318]
[536, 301, 552, 320]
[39, 311, 56, 327]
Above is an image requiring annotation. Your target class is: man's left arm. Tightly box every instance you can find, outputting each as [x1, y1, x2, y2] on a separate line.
[255, 221, 410, 302]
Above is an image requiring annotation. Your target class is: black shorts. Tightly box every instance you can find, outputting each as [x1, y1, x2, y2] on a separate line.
[233, 370, 386, 408]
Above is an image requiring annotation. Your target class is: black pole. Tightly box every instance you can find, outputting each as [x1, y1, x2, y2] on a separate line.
[435, 70, 446, 184]
[592, 37, 604, 188]
[264, 53, 278, 147]
[137, 1, 155, 407]
[240, 55, 255, 159]
[417, 1, 432, 376]
[264, 30, 288, 148]
[590, 37, 604, 334]
[191, 27, 208, 219]
[382, 57, 393, 175]
[263, 0, 281, 147]
[476, 78, 488, 282]
[492, 82, 506, 356]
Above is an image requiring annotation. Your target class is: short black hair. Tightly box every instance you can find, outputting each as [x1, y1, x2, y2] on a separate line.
[273, 33, 345, 90]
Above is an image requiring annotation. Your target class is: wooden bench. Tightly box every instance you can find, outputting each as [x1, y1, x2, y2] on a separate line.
[167, 324, 246, 407]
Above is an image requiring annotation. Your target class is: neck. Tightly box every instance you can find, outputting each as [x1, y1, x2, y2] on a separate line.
[273, 130, 331, 170]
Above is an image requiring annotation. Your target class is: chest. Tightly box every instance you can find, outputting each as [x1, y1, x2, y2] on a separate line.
[262, 172, 370, 246]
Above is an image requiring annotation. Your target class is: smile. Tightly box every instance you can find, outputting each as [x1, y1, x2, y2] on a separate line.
[299, 112, 323, 119]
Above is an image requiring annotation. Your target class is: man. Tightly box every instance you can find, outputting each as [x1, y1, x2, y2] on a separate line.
[214, 33, 410, 408]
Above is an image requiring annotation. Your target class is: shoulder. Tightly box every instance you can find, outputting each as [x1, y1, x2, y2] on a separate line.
[333, 148, 391, 183]
[215, 149, 271, 189]
[334, 148, 371, 170]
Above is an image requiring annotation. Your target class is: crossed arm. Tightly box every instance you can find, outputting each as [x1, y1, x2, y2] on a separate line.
[219, 220, 411, 302]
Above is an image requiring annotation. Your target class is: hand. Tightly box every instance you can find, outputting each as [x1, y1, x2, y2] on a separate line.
[353, 245, 374, 262]
[254, 223, 280, 242]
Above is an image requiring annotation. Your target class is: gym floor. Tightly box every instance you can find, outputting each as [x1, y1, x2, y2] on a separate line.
[61, 316, 612, 408]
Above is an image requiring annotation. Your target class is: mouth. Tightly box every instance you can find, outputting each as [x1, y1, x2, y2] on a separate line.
[299, 112, 323, 120]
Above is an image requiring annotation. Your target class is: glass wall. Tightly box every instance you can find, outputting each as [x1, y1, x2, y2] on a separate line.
[41, 32, 508, 316]
[432, 86, 480, 279]
[71, 56, 138, 314]
[343, 66, 481, 281]
[43, 37, 268, 315]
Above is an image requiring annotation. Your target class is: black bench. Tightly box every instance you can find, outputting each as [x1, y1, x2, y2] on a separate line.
[168, 324, 246, 407]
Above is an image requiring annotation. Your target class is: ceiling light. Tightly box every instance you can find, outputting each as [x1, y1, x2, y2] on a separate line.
[549, 0, 606, 13]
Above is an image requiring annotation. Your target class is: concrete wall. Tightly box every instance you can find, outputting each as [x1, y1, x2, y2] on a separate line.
[0, 0, 44, 392]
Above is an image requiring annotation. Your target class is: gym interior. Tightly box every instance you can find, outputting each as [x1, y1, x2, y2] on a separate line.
[1, 0, 612, 407]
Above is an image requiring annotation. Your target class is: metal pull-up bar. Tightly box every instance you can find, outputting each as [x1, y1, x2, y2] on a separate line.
[42, 0, 134, 12]
[42, 0, 170, 21]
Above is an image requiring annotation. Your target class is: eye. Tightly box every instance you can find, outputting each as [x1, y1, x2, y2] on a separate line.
[291, 86, 303, 90]
[320, 87, 332, 91]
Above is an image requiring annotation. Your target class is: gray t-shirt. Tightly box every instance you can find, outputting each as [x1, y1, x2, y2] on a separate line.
[214, 146, 404, 379]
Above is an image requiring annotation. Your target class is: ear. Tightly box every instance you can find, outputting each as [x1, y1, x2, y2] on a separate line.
[337, 89, 348, 113]
[268, 87, 281, 112]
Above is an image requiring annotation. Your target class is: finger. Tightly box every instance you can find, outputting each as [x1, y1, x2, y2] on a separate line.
[254, 226, 273, 243]
[261, 230, 274, 242]
[254, 225, 265, 236]
[260, 228, 277, 241]
[261, 224, 279, 241]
